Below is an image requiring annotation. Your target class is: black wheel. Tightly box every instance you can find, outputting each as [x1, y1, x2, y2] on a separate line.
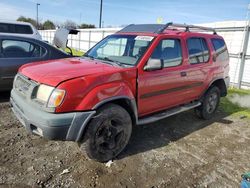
[195, 86, 220, 120]
[78, 104, 132, 162]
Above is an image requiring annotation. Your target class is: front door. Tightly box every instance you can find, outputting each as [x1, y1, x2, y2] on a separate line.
[137, 37, 191, 117]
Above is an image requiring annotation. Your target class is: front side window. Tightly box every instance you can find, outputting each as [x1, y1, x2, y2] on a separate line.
[0, 39, 46, 58]
[85, 35, 154, 66]
[150, 38, 182, 68]
[187, 38, 210, 64]
[211, 38, 229, 62]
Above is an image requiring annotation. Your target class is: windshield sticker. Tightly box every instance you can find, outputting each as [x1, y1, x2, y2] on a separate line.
[135, 36, 154, 41]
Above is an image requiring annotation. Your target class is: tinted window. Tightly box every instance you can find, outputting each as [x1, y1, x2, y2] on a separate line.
[187, 38, 210, 64]
[0, 23, 33, 34]
[132, 40, 149, 57]
[0, 40, 46, 58]
[150, 39, 182, 68]
[212, 38, 229, 62]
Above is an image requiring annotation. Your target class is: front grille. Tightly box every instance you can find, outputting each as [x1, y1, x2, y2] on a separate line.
[14, 74, 36, 96]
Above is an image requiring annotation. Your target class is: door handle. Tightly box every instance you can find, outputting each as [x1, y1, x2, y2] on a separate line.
[180, 72, 187, 77]
[212, 54, 217, 62]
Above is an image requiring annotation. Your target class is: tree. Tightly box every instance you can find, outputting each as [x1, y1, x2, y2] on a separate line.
[61, 20, 77, 29]
[17, 16, 37, 28]
[43, 20, 55, 30]
[79, 23, 95, 29]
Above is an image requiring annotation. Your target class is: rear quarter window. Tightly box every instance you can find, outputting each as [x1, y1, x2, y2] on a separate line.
[211, 38, 229, 62]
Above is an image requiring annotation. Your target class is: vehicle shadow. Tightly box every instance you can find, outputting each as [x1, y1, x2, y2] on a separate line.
[0, 91, 10, 103]
[118, 110, 233, 160]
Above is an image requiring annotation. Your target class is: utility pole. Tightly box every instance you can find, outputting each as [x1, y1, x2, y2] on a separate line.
[80, 12, 82, 25]
[99, 0, 103, 28]
[36, 3, 40, 29]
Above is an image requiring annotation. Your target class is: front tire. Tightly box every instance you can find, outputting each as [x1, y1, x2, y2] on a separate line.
[79, 104, 132, 162]
[195, 86, 220, 120]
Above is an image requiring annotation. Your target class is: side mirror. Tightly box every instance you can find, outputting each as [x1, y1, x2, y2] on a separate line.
[144, 58, 163, 71]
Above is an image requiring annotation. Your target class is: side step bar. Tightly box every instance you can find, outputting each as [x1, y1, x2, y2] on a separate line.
[137, 101, 201, 125]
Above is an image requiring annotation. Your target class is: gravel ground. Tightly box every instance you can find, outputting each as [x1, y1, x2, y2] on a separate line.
[0, 92, 250, 188]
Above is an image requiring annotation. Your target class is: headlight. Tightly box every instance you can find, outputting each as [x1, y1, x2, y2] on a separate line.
[36, 84, 54, 102]
[36, 84, 65, 108]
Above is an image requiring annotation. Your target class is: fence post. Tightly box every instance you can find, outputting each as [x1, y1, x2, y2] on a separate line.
[238, 22, 250, 89]
[102, 30, 105, 39]
[79, 31, 81, 51]
[88, 30, 91, 49]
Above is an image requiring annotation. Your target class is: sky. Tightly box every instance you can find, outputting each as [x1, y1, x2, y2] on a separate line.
[0, 0, 249, 27]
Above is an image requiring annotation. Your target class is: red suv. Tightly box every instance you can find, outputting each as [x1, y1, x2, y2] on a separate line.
[10, 23, 230, 162]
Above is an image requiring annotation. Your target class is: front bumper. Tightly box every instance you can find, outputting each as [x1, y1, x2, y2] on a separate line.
[10, 90, 95, 142]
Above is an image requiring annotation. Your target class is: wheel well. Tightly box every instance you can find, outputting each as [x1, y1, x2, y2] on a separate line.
[95, 98, 137, 126]
[210, 79, 227, 97]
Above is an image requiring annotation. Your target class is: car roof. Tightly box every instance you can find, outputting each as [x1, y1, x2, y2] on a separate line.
[0, 20, 33, 26]
[0, 34, 46, 44]
[118, 24, 165, 34]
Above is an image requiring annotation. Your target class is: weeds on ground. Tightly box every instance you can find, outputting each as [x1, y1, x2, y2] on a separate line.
[228, 88, 250, 96]
[220, 88, 250, 118]
[64, 48, 85, 56]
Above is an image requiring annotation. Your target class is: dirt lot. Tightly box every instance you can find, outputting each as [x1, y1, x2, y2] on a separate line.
[0, 92, 250, 188]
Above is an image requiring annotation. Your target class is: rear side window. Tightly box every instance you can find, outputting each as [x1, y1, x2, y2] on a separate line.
[0, 23, 33, 34]
[0, 39, 46, 58]
[211, 38, 229, 61]
[150, 38, 182, 68]
[187, 38, 210, 64]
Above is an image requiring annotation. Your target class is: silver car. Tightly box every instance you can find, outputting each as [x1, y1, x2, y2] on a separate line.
[0, 21, 42, 40]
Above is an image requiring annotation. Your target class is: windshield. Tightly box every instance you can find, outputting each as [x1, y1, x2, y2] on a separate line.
[84, 35, 154, 66]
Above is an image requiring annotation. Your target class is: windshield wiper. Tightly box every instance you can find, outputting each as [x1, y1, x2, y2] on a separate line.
[99, 57, 125, 67]
[84, 55, 125, 67]
[84, 54, 95, 59]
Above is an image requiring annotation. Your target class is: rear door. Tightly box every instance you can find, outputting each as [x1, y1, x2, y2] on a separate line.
[0, 38, 48, 90]
[183, 37, 212, 100]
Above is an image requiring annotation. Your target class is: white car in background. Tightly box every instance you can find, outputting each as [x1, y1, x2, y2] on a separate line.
[0, 20, 42, 40]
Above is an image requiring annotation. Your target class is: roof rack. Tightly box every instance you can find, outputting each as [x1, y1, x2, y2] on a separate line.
[157, 22, 217, 34]
[117, 22, 217, 35]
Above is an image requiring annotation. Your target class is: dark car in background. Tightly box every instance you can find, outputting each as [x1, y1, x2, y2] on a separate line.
[0, 35, 71, 91]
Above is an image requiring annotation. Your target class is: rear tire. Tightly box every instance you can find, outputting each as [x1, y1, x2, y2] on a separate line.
[195, 86, 220, 120]
[78, 104, 132, 162]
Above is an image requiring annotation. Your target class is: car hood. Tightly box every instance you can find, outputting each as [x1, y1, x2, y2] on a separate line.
[19, 57, 122, 86]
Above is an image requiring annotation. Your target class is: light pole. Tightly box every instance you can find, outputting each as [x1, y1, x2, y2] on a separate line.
[36, 3, 40, 29]
[99, 0, 103, 28]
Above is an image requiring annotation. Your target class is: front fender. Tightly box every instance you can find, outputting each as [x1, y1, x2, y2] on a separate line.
[76, 82, 136, 110]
